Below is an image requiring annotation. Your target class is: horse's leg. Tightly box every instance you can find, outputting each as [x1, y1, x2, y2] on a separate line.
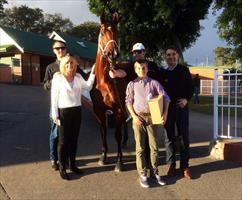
[98, 120, 108, 165]
[114, 110, 124, 172]
[114, 124, 124, 172]
[122, 119, 128, 148]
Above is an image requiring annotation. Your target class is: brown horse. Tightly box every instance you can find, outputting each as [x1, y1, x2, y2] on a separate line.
[90, 13, 128, 172]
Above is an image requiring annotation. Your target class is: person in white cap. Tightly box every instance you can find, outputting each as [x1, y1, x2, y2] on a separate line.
[109, 42, 159, 82]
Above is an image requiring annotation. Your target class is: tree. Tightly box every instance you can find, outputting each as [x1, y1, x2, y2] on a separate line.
[67, 21, 100, 43]
[0, 5, 73, 35]
[42, 13, 73, 35]
[0, 5, 44, 33]
[214, 0, 242, 59]
[214, 47, 235, 66]
[87, 0, 212, 60]
[0, 0, 7, 18]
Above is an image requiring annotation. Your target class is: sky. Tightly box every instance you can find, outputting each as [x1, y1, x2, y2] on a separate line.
[5, 0, 228, 66]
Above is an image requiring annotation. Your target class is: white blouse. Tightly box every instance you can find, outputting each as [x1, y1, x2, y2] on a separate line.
[51, 72, 95, 119]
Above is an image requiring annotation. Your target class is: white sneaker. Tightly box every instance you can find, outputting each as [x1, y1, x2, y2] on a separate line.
[139, 175, 150, 188]
[155, 174, 166, 186]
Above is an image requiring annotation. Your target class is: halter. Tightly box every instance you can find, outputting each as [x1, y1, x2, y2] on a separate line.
[98, 27, 118, 69]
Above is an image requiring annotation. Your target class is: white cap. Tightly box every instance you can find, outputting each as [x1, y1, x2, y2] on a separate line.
[132, 43, 145, 52]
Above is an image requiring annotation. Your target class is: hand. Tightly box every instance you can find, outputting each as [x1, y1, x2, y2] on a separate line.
[53, 117, 61, 125]
[133, 115, 144, 126]
[91, 63, 95, 74]
[160, 115, 166, 125]
[109, 69, 116, 78]
[177, 98, 188, 108]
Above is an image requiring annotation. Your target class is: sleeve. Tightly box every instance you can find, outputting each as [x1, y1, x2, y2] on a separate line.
[43, 65, 52, 91]
[156, 81, 170, 103]
[185, 67, 194, 100]
[125, 82, 134, 105]
[51, 74, 59, 119]
[80, 73, 95, 91]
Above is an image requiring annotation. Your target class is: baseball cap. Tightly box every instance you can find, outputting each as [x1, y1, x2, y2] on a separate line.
[132, 43, 145, 52]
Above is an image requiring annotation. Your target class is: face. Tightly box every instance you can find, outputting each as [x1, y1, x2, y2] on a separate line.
[165, 49, 179, 67]
[132, 50, 145, 61]
[65, 58, 75, 76]
[134, 62, 148, 79]
[53, 41, 67, 60]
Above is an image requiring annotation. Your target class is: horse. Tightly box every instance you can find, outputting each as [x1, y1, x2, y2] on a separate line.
[90, 12, 128, 172]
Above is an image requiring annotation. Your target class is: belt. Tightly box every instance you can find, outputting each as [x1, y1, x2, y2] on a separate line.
[138, 112, 151, 116]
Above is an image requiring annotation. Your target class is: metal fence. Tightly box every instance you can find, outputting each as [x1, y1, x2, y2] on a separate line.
[213, 69, 242, 140]
[201, 79, 242, 95]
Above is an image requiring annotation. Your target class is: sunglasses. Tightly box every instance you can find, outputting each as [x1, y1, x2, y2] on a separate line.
[53, 46, 66, 51]
[133, 50, 142, 55]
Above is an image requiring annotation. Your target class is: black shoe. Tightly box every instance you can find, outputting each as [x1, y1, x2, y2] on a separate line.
[59, 169, 69, 180]
[51, 160, 59, 171]
[70, 166, 83, 174]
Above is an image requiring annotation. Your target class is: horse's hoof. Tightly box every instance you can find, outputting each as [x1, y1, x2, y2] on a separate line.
[98, 155, 107, 166]
[114, 162, 123, 172]
[98, 160, 105, 166]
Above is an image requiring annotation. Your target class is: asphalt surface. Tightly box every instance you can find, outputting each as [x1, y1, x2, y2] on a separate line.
[0, 84, 241, 200]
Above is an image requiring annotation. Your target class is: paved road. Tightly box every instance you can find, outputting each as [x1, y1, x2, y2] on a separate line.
[0, 84, 241, 200]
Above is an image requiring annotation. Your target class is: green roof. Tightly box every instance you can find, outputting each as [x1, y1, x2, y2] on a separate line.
[54, 32, 97, 60]
[0, 26, 98, 60]
[1, 26, 54, 56]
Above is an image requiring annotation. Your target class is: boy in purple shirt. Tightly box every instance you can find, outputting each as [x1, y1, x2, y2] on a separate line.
[126, 60, 170, 188]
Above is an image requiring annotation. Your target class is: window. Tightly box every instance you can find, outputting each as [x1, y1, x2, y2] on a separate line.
[11, 58, 21, 67]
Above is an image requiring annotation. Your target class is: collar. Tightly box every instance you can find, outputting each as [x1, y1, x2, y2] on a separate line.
[167, 63, 178, 71]
[136, 76, 149, 83]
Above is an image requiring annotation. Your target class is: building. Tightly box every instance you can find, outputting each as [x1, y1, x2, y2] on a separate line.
[0, 26, 97, 85]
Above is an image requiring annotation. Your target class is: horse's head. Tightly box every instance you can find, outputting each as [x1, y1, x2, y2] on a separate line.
[98, 12, 119, 69]
[94, 12, 120, 107]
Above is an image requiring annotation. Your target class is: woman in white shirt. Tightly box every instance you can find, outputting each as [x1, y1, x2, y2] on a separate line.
[51, 55, 95, 180]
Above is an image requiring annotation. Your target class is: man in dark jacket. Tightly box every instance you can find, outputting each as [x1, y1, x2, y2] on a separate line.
[160, 46, 194, 179]
[108, 42, 159, 82]
[43, 40, 67, 170]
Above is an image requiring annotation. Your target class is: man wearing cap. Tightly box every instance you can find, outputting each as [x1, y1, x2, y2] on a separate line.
[109, 43, 159, 82]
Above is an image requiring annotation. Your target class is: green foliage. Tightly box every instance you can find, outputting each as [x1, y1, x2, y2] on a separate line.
[42, 13, 73, 35]
[0, 0, 7, 17]
[67, 22, 100, 43]
[214, 0, 242, 59]
[214, 47, 236, 66]
[0, 5, 44, 33]
[87, 0, 212, 60]
[0, 5, 73, 35]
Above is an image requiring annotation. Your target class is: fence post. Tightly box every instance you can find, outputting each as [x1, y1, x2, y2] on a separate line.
[213, 69, 218, 140]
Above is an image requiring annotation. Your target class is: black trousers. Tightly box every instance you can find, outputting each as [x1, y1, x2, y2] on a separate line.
[164, 104, 190, 169]
[58, 106, 82, 168]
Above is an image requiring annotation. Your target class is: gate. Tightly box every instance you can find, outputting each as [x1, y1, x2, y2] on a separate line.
[213, 69, 242, 140]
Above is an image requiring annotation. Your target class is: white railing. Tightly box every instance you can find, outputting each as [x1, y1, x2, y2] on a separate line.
[213, 69, 242, 140]
[200, 79, 242, 95]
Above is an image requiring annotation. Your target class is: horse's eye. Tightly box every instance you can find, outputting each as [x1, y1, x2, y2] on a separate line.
[107, 26, 112, 31]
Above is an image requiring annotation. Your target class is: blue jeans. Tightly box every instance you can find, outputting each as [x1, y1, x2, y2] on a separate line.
[49, 111, 58, 161]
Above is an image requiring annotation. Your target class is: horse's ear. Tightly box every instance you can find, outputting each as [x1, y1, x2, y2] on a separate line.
[100, 12, 106, 24]
[112, 12, 119, 24]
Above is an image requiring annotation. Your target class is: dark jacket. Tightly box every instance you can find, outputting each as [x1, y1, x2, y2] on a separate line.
[43, 60, 60, 91]
[158, 64, 194, 105]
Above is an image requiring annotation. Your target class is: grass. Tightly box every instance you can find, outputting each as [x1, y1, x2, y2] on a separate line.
[189, 96, 242, 118]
